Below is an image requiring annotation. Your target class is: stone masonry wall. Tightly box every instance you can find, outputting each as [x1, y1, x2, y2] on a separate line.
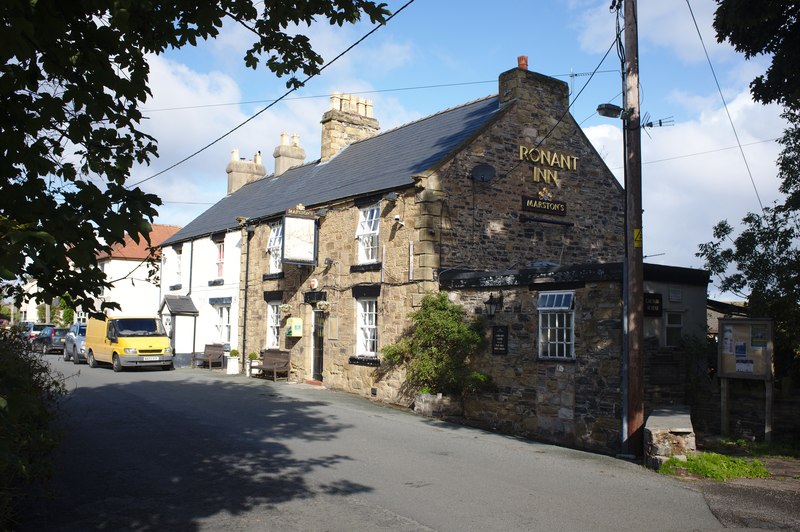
[455, 280, 624, 454]
[429, 69, 625, 272]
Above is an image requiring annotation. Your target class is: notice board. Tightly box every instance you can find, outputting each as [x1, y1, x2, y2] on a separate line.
[717, 318, 773, 381]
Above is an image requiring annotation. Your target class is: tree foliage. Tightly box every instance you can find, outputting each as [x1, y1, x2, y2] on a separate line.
[382, 292, 491, 396]
[700, 5, 800, 380]
[0, 0, 389, 313]
[714, 0, 800, 110]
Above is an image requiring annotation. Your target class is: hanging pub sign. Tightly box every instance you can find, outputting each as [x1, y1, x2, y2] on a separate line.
[282, 206, 318, 266]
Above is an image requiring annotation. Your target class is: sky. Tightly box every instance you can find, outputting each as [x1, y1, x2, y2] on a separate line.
[134, 0, 786, 301]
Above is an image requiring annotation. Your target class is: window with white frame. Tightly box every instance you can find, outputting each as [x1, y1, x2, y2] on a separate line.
[356, 203, 380, 264]
[215, 242, 225, 278]
[537, 291, 575, 359]
[76, 311, 87, 325]
[216, 305, 231, 343]
[266, 301, 281, 349]
[267, 221, 283, 273]
[665, 311, 683, 346]
[357, 298, 378, 356]
[175, 249, 182, 282]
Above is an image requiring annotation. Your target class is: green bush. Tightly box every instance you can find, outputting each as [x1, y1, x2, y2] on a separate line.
[382, 292, 493, 395]
[0, 328, 66, 529]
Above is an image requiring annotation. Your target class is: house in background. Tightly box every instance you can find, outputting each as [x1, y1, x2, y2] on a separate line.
[97, 224, 180, 316]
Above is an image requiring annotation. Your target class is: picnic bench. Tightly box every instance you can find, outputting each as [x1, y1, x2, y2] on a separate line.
[249, 349, 290, 380]
[193, 343, 225, 370]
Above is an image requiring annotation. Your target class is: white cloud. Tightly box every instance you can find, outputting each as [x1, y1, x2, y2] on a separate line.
[586, 89, 786, 299]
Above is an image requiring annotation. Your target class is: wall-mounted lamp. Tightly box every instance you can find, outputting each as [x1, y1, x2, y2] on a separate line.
[484, 291, 504, 319]
[316, 208, 329, 217]
[324, 257, 334, 266]
[384, 192, 398, 202]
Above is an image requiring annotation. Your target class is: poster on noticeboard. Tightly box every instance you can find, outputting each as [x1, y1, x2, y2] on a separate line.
[717, 318, 774, 380]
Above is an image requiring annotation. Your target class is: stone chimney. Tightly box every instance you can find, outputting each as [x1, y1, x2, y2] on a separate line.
[226, 148, 266, 195]
[320, 92, 380, 161]
[498, 55, 569, 110]
[273, 132, 306, 176]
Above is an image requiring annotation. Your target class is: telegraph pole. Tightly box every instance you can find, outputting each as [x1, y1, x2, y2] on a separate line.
[624, 0, 645, 455]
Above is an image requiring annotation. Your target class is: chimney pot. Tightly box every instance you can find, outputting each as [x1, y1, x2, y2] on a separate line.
[518, 55, 528, 70]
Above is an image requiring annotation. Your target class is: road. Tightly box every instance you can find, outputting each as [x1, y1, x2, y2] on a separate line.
[18, 356, 724, 531]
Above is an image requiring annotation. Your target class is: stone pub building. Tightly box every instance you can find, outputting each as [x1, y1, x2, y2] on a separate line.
[162, 57, 709, 455]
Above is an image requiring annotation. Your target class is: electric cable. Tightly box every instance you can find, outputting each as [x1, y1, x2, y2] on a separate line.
[128, 0, 416, 189]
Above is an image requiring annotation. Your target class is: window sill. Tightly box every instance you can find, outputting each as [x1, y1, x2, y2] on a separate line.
[350, 262, 381, 273]
[349, 355, 380, 367]
[537, 356, 576, 362]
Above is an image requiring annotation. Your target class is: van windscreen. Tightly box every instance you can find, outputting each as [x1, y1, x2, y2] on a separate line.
[114, 318, 166, 337]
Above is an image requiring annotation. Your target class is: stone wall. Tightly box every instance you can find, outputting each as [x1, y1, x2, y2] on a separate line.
[457, 280, 624, 454]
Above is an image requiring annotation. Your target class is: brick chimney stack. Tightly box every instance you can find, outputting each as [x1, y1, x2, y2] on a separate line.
[320, 92, 379, 161]
[273, 132, 306, 176]
[226, 148, 266, 195]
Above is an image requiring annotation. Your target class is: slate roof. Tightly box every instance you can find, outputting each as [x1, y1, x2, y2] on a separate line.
[163, 95, 505, 246]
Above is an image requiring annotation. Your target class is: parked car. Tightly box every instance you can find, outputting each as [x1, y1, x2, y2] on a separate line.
[63, 323, 87, 364]
[31, 326, 69, 354]
[20, 322, 54, 346]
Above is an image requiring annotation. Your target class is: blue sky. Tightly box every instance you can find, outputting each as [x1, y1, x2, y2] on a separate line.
[137, 0, 785, 299]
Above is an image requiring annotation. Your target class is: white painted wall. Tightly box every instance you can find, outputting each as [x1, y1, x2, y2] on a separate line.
[160, 231, 242, 354]
[99, 257, 161, 316]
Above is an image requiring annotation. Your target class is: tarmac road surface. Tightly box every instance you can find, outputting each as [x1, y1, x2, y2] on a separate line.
[17, 357, 725, 531]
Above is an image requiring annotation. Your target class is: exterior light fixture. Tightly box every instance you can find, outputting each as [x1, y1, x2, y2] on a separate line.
[316, 208, 328, 217]
[484, 292, 504, 318]
[384, 192, 398, 202]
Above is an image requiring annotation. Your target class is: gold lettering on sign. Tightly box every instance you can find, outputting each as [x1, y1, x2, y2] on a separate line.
[518, 146, 578, 171]
[533, 167, 560, 188]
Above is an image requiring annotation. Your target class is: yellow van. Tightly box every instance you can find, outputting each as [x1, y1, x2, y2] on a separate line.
[85, 316, 173, 372]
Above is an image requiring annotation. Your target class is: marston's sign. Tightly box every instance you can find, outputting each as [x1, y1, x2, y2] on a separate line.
[522, 195, 567, 216]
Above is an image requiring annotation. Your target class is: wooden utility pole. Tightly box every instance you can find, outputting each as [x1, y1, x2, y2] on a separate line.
[624, 0, 645, 455]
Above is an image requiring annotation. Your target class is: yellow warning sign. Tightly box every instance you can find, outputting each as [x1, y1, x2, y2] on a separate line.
[634, 228, 643, 248]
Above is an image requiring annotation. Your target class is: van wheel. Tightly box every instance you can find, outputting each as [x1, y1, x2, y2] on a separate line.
[112, 355, 124, 373]
[87, 351, 98, 368]
[72, 350, 81, 365]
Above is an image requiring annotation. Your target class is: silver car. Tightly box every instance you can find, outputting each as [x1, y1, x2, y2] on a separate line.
[63, 323, 87, 364]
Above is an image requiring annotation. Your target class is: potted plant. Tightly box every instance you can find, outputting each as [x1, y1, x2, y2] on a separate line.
[279, 303, 292, 314]
[315, 300, 331, 312]
[225, 349, 240, 375]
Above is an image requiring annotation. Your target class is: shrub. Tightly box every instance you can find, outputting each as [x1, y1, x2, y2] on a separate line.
[382, 292, 493, 395]
[659, 452, 770, 481]
[0, 328, 66, 529]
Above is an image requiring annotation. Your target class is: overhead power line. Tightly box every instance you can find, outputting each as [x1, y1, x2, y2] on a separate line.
[128, 0, 416, 189]
[686, 0, 764, 212]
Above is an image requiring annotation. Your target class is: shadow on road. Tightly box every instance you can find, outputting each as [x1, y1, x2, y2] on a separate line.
[17, 376, 371, 531]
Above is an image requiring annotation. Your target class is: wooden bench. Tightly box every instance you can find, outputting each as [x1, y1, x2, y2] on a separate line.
[193, 343, 225, 370]
[249, 349, 290, 380]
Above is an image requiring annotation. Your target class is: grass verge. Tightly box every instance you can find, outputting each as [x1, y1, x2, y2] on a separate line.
[659, 452, 770, 481]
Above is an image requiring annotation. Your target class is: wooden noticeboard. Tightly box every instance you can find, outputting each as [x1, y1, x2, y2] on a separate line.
[717, 318, 773, 381]
[717, 317, 774, 442]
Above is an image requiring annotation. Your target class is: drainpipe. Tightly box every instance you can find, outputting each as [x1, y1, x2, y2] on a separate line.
[239, 221, 254, 372]
[187, 241, 196, 356]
